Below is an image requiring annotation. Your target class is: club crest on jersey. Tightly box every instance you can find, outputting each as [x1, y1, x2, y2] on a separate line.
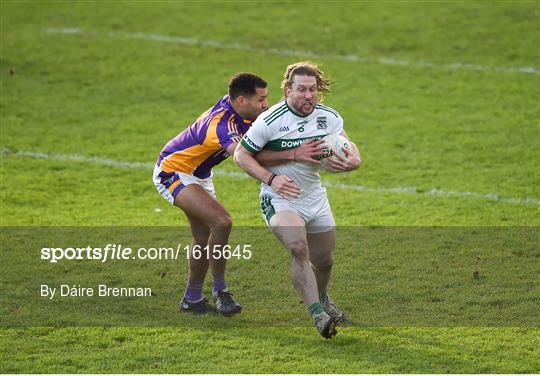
[317, 117, 327, 130]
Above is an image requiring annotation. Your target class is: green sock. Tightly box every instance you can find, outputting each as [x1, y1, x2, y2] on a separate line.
[308, 302, 325, 317]
[319, 291, 328, 303]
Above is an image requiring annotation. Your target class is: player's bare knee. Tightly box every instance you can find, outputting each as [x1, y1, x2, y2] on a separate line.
[208, 214, 233, 233]
[313, 258, 333, 272]
[288, 239, 309, 261]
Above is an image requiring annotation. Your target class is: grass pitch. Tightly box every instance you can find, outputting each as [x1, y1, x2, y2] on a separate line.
[1, 0, 539, 373]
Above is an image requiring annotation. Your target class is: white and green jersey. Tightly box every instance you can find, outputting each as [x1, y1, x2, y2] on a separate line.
[241, 100, 344, 198]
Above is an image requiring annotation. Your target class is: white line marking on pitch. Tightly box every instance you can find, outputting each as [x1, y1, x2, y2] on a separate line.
[42, 28, 540, 75]
[3, 148, 539, 206]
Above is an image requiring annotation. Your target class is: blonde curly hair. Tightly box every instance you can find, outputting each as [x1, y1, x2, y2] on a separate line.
[281, 61, 333, 102]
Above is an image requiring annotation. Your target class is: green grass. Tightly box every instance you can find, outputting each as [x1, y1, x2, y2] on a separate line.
[1, 0, 539, 373]
[1, 327, 538, 373]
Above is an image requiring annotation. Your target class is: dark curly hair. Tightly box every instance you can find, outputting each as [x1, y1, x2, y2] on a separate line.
[228, 72, 267, 100]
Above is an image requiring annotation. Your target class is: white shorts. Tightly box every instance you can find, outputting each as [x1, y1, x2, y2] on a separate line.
[153, 165, 216, 205]
[260, 192, 335, 234]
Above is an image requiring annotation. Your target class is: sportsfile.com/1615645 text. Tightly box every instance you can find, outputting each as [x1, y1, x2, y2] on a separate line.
[40, 243, 253, 263]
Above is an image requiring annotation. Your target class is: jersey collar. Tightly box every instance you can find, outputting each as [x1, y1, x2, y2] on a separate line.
[285, 99, 310, 118]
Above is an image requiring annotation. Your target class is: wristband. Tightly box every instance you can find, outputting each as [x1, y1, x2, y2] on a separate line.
[267, 173, 277, 186]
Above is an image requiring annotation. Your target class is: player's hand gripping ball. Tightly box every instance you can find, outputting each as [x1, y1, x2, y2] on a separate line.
[319, 133, 351, 172]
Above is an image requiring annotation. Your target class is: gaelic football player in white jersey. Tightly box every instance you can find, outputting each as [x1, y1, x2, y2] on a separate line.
[234, 62, 362, 338]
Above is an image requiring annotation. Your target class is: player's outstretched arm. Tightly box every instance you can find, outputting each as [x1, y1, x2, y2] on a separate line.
[254, 139, 327, 166]
[234, 144, 301, 198]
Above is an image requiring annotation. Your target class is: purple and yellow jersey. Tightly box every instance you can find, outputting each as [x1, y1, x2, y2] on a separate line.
[156, 95, 252, 179]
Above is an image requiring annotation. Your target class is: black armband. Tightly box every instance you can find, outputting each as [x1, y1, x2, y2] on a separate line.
[267, 173, 277, 186]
